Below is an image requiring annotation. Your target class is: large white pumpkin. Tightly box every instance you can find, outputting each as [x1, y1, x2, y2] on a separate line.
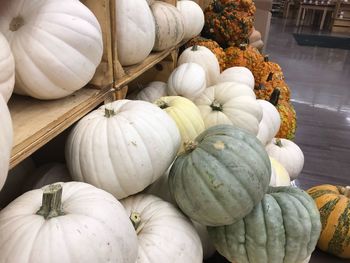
[167, 63, 206, 100]
[0, 97, 12, 192]
[178, 46, 220, 86]
[194, 82, 263, 135]
[176, 1, 204, 40]
[0, 33, 14, 102]
[116, 0, 155, 66]
[133, 81, 168, 102]
[151, 1, 185, 51]
[66, 100, 181, 199]
[218, 67, 255, 90]
[121, 194, 203, 263]
[266, 138, 304, 180]
[0, 182, 139, 263]
[0, 0, 103, 100]
[257, 99, 281, 145]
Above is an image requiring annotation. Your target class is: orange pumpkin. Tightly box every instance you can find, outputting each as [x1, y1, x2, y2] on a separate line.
[225, 44, 263, 71]
[307, 184, 350, 259]
[255, 79, 291, 101]
[252, 55, 284, 86]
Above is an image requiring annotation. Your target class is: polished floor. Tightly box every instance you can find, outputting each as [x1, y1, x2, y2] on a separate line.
[206, 17, 350, 263]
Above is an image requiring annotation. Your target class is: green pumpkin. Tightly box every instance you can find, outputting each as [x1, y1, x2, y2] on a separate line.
[208, 186, 321, 263]
[168, 124, 271, 226]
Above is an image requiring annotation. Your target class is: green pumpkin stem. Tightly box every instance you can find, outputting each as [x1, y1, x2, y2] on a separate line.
[269, 88, 280, 106]
[105, 107, 116, 118]
[9, 16, 24, 31]
[155, 100, 168, 109]
[130, 212, 144, 234]
[211, 99, 223, 111]
[266, 72, 274, 82]
[275, 139, 283, 147]
[184, 140, 198, 153]
[36, 184, 65, 220]
[192, 45, 199, 51]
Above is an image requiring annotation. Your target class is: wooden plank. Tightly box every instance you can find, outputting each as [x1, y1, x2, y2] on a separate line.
[80, 0, 114, 88]
[8, 86, 111, 169]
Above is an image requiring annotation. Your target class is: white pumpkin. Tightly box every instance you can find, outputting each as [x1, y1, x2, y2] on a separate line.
[116, 0, 155, 66]
[66, 100, 181, 199]
[134, 81, 168, 102]
[257, 99, 281, 145]
[24, 163, 72, 191]
[0, 33, 14, 102]
[0, 0, 103, 100]
[167, 63, 206, 100]
[192, 220, 216, 259]
[0, 97, 12, 192]
[269, 157, 291, 187]
[266, 138, 304, 180]
[0, 182, 138, 263]
[218, 67, 255, 90]
[178, 45, 220, 86]
[121, 194, 203, 263]
[194, 82, 263, 135]
[176, 1, 204, 40]
[151, 1, 185, 51]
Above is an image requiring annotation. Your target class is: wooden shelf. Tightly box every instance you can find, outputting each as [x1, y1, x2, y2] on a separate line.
[8, 46, 179, 170]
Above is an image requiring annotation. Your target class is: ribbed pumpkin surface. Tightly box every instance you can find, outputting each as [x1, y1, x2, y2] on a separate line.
[169, 125, 271, 226]
[208, 186, 321, 263]
[307, 184, 350, 258]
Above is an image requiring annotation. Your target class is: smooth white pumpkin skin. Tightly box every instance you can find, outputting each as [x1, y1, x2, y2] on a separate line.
[167, 63, 206, 100]
[66, 100, 181, 199]
[121, 194, 203, 263]
[0, 33, 14, 102]
[178, 46, 220, 86]
[0, 97, 12, 192]
[151, 1, 185, 51]
[257, 99, 281, 145]
[116, 0, 155, 66]
[218, 67, 255, 90]
[135, 81, 168, 102]
[266, 138, 304, 180]
[195, 82, 263, 135]
[0, 182, 138, 263]
[0, 0, 103, 100]
[269, 157, 291, 187]
[176, 1, 204, 40]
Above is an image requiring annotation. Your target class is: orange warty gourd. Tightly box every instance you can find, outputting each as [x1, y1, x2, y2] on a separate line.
[225, 44, 263, 71]
[307, 184, 350, 259]
[252, 56, 284, 87]
[255, 79, 291, 102]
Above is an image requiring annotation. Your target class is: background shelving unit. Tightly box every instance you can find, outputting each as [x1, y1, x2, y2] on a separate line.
[332, 0, 350, 32]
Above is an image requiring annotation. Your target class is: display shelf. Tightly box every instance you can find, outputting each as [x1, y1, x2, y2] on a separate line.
[8, 45, 180, 170]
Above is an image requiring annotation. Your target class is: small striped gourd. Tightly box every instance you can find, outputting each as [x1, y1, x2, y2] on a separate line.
[307, 184, 350, 259]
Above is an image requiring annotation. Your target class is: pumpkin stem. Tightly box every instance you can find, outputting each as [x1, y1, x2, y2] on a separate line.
[105, 107, 116, 118]
[340, 186, 350, 198]
[239, 44, 248, 51]
[211, 99, 223, 111]
[275, 138, 283, 147]
[155, 99, 168, 109]
[130, 212, 143, 234]
[269, 88, 280, 106]
[184, 140, 198, 153]
[266, 72, 274, 82]
[255, 83, 265, 91]
[213, 0, 224, 13]
[264, 55, 270, 62]
[36, 184, 65, 220]
[9, 16, 24, 31]
[191, 45, 199, 51]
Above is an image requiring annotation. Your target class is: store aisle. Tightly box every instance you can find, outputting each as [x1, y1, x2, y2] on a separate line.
[266, 17, 350, 263]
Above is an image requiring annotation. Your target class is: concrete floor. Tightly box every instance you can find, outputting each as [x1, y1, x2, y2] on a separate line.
[207, 17, 350, 263]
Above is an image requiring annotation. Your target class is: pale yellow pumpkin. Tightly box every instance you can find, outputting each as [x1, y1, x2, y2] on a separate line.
[154, 96, 205, 153]
[269, 157, 291, 187]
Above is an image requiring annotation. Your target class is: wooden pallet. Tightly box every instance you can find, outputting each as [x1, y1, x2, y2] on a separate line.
[8, 0, 181, 169]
